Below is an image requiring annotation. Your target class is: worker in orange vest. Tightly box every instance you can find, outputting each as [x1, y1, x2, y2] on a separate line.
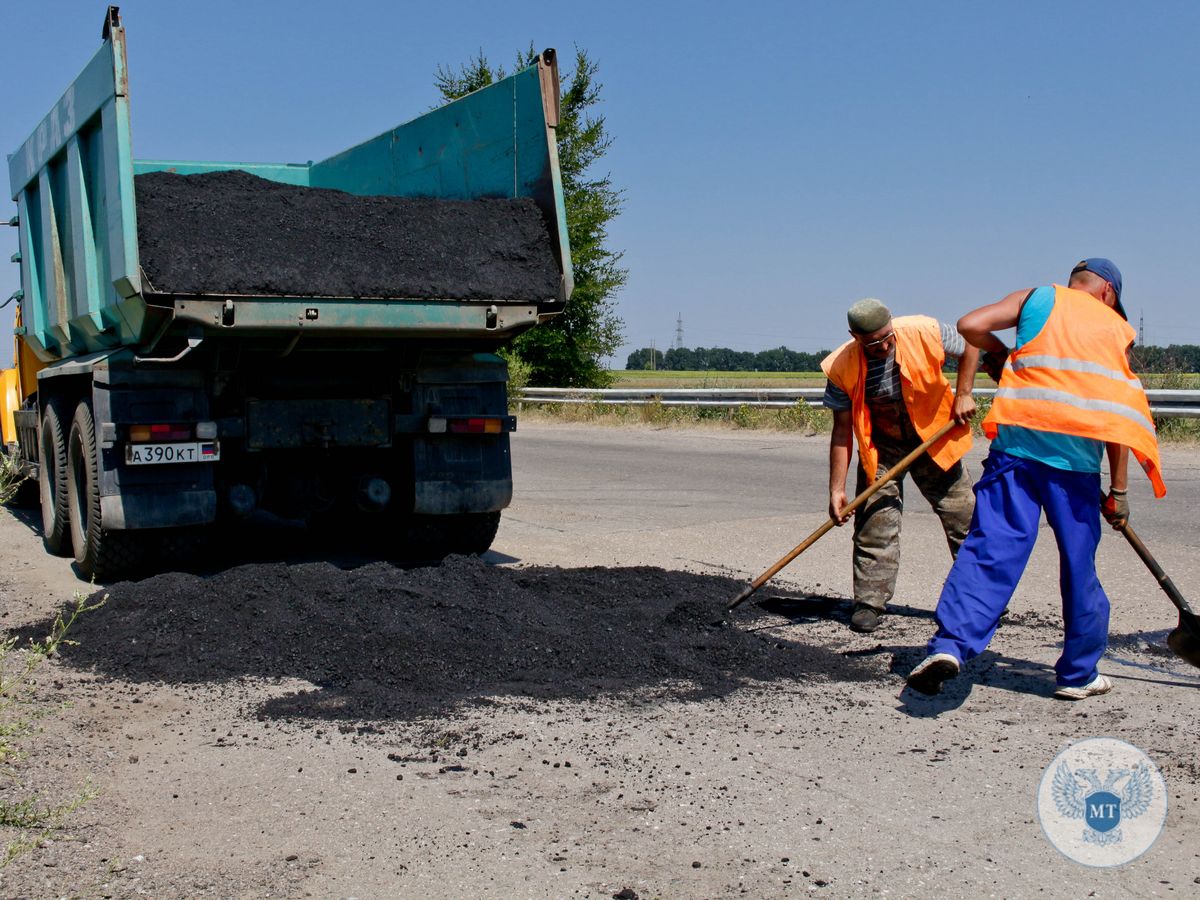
[821, 298, 980, 633]
[907, 259, 1165, 699]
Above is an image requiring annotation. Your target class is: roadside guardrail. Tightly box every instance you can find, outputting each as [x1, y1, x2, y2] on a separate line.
[518, 387, 1200, 418]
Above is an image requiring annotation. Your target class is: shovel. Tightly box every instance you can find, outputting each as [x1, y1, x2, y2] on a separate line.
[1116, 522, 1200, 670]
[728, 419, 962, 613]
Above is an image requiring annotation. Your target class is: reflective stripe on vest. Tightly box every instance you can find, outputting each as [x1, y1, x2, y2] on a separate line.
[993, 386, 1156, 436]
[982, 285, 1165, 497]
[1007, 355, 1144, 389]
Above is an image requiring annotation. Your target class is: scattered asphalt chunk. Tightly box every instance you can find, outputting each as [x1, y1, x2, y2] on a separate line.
[49, 556, 881, 723]
[135, 169, 561, 301]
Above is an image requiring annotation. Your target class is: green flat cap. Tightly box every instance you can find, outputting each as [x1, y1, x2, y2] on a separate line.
[847, 297, 891, 334]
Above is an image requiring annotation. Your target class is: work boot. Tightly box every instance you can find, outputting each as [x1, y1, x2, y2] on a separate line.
[906, 653, 960, 695]
[850, 604, 883, 633]
[1053, 674, 1113, 701]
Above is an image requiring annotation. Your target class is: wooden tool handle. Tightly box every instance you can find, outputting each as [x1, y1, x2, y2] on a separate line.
[1119, 523, 1198, 619]
[728, 419, 963, 611]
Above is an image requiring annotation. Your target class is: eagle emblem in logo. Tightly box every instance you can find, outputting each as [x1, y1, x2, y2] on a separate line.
[1038, 738, 1167, 866]
[1052, 761, 1155, 846]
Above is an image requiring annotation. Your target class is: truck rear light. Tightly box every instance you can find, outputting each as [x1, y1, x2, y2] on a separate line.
[130, 423, 193, 442]
[447, 417, 503, 434]
[425, 416, 514, 434]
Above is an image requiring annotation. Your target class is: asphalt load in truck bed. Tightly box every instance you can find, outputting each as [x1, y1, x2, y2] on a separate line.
[134, 170, 561, 301]
[59, 556, 878, 722]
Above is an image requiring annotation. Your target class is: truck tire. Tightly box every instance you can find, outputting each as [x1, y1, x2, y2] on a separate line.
[38, 401, 71, 555]
[449, 511, 501, 556]
[404, 511, 501, 559]
[66, 400, 142, 581]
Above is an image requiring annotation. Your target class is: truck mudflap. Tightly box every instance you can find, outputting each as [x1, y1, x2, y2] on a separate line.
[88, 359, 219, 530]
[414, 478, 511, 515]
[411, 351, 512, 514]
[412, 435, 513, 514]
[101, 489, 216, 530]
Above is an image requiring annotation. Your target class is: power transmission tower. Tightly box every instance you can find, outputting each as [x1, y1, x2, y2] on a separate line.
[675, 313, 684, 350]
[1138, 311, 1144, 347]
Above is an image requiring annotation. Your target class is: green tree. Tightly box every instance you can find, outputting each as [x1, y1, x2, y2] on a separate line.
[435, 48, 626, 387]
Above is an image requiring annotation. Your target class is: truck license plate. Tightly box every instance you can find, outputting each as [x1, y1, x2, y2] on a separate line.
[126, 442, 220, 465]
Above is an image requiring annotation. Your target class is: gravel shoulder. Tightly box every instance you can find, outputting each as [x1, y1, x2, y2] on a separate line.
[1, 422, 1198, 898]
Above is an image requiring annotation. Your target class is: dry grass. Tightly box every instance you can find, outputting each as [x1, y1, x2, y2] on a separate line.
[517, 398, 832, 433]
[612, 370, 826, 389]
[0, 452, 28, 506]
[1, 593, 105, 866]
[513, 388, 1200, 444]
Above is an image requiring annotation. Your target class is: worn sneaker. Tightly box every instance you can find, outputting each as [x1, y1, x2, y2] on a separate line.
[850, 604, 883, 633]
[906, 653, 961, 695]
[1053, 674, 1113, 701]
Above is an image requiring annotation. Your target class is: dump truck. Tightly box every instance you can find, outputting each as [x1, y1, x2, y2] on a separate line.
[0, 7, 572, 579]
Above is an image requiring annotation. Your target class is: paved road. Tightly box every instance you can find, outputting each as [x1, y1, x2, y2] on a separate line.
[498, 421, 1200, 632]
[2, 421, 1197, 897]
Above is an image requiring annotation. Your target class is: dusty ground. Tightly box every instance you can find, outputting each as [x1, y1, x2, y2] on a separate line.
[1, 422, 1198, 898]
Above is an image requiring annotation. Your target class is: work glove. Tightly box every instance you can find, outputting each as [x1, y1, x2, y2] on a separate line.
[1101, 488, 1129, 529]
[981, 349, 1008, 383]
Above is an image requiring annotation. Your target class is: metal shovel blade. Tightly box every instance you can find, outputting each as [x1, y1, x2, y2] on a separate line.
[1119, 523, 1200, 670]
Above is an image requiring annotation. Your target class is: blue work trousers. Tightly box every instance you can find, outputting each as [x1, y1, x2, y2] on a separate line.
[927, 450, 1108, 687]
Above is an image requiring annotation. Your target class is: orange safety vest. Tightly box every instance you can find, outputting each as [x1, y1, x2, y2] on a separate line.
[983, 285, 1165, 497]
[821, 315, 971, 482]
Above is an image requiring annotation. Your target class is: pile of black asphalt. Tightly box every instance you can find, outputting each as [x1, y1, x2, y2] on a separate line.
[135, 170, 560, 301]
[58, 556, 881, 723]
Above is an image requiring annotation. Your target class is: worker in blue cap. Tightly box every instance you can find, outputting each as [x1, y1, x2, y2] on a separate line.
[907, 258, 1166, 700]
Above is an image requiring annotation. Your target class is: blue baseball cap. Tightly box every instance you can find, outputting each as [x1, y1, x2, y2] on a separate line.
[1070, 258, 1125, 320]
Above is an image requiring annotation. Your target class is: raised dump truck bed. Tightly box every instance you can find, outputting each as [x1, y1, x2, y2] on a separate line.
[2, 7, 573, 579]
[8, 7, 570, 363]
[135, 171, 560, 302]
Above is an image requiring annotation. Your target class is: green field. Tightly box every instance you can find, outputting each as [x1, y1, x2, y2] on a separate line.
[612, 370, 827, 388]
[547, 370, 1199, 441]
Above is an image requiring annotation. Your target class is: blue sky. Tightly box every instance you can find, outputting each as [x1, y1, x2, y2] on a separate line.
[4, 1, 1198, 369]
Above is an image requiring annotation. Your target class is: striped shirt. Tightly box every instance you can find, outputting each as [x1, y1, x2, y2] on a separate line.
[823, 321, 965, 412]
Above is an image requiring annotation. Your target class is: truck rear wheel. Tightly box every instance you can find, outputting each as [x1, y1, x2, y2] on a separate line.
[66, 400, 142, 581]
[449, 511, 501, 556]
[405, 511, 501, 559]
[38, 401, 71, 555]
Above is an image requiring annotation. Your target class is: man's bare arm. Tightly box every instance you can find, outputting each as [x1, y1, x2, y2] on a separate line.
[1106, 443, 1129, 493]
[828, 409, 853, 524]
[958, 289, 1030, 354]
[952, 344, 980, 424]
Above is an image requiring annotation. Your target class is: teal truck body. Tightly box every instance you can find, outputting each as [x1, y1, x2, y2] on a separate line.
[3, 7, 572, 578]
